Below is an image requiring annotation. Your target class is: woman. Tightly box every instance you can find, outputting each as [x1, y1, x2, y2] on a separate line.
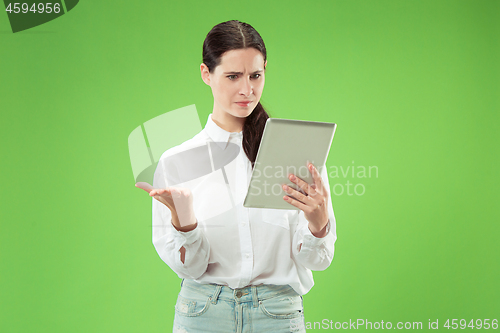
[137, 20, 336, 333]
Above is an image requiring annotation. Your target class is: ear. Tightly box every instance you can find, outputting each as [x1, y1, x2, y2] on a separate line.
[200, 63, 211, 85]
[264, 60, 267, 70]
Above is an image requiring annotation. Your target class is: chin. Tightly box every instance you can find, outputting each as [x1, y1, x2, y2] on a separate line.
[231, 108, 253, 118]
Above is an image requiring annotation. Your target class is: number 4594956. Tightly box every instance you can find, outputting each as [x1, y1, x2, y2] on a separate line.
[5, 3, 61, 14]
[444, 319, 498, 329]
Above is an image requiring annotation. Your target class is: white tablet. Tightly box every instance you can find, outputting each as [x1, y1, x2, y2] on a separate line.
[243, 118, 337, 210]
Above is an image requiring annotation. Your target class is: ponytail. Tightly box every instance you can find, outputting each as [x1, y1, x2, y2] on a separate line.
[242, 102, 269, 168]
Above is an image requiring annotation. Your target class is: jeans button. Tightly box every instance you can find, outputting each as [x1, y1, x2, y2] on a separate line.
[235, 290, 243, 298]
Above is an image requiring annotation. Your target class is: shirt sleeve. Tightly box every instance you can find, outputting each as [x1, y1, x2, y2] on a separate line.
[151, 155, 210, 279]
[292, 164, 337, 271]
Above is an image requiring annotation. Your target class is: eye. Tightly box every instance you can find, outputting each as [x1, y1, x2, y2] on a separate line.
[251, 74, 261, 79]
[227, 75, 238, 80]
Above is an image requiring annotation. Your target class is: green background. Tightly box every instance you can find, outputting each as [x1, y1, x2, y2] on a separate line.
[1, 0, 499, 332]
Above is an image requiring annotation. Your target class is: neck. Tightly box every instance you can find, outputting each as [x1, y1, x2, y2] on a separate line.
[211, 110, 245, 133]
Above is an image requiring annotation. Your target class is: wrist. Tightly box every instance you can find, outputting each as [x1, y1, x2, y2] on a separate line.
[309, 219, 329, 238]
[172, 221, 198, 232]
[170, 211, 197, 232]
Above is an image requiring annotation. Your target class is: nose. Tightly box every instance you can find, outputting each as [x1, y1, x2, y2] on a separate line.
[239, 77, 253, 97]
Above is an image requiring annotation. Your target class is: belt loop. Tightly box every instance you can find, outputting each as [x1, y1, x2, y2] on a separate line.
[211, 284, 223, 305]
[252, 285, 258, 308]
[180, 278, 184, 287]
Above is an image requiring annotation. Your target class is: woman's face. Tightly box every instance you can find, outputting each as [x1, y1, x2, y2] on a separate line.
[201, 48, 267, 129]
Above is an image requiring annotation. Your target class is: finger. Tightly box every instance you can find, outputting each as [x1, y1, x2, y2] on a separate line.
[309, 184, 319, 197]
[308, 163, 326, 195]
[135, 182, 154, 193]
[283, 184, 310, 204]
[178, 187, 193, 197]
[283, 194, 309, 212]
[170, 187, 181, 198]
[289, 173, 316, 197]
[150, 188, 172, 197]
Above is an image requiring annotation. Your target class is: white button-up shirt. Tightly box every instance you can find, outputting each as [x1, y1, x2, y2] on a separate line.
[152, 113, 337, 295]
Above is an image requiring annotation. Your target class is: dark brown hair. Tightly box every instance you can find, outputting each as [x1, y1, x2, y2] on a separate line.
[202, 20, 270, 168]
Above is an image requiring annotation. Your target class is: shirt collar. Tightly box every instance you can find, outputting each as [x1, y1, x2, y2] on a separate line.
[205, 113, 242, 150]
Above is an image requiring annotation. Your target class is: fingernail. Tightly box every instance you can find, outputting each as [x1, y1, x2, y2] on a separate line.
[289, 175, 295, 180]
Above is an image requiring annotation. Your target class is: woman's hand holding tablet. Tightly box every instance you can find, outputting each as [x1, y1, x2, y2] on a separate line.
[282, 162, 330, 238]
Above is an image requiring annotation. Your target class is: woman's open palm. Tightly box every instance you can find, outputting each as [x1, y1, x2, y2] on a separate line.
[135, 182, 197, 228]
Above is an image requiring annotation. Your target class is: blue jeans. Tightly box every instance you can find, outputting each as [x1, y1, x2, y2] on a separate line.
[173, 279, 306, 333]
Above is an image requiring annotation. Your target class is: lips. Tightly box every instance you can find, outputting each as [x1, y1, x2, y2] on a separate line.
[236, 101, 252, 107]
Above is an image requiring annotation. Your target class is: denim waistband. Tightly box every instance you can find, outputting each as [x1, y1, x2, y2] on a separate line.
[180, 278, 299, 308]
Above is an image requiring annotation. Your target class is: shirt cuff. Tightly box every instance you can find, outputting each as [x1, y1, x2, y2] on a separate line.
[172, 223, 201, 246]
[302, 219, 331, 248]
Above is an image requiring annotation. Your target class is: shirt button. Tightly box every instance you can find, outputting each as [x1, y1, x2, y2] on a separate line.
[245, 253, 250, 259]
[241, 222, 245, 226]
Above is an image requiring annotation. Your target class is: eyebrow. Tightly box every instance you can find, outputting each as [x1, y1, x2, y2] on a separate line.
[223, 70, 264, 75]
